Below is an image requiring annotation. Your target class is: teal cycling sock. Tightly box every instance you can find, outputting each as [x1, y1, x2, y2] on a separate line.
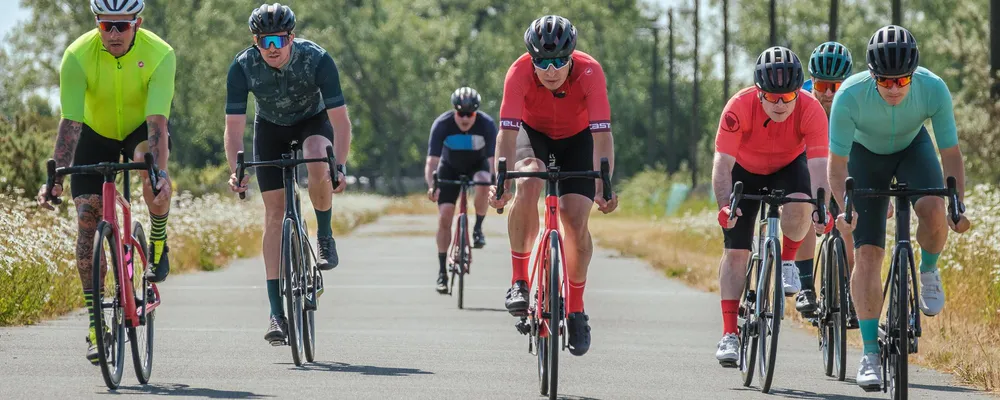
[859, 318, 880, 354]
[315, 208, 332, 237]
[919, 249, 940, 274]
[266, 279, 284, 317]
[796, 259, 815, 291]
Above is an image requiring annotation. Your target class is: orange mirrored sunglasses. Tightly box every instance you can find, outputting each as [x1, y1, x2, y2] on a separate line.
[812, 80, 843, 93]
[759, 91, 798, 104]
[874, 75, 913, 88]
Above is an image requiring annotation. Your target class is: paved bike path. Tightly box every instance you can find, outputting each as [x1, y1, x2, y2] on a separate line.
[0, 215, 988, 399]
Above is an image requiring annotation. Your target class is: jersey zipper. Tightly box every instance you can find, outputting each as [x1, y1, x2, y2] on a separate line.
[115, 58, 124, 141]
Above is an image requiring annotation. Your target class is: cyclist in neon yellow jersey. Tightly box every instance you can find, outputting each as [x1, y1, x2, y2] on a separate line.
[36, 0, 175, 365]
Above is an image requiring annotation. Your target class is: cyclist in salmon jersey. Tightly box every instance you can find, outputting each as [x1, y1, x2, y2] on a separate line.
[791, 41, 859, 323]
[224, 3, 352, 345]
[712, 46, 832, 366]
[489, 15, 619, 357]
[826, 25, 971, 390]
[35, 0, 175, 364]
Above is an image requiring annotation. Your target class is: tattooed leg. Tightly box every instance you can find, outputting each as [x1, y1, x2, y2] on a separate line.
[74, 195, 104, 291]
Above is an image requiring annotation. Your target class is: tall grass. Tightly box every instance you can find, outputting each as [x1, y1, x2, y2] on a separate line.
[0, 186, 390, 326]
[592, 172, 1000, 391]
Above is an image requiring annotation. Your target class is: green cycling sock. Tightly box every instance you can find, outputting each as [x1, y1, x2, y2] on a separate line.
[919, 249, 940, 274]
[859, 318, 880, 354]
[266, 279, 284, 317]
[315, 208, 333, 237]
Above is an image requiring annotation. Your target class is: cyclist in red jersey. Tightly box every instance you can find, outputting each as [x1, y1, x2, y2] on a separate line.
[489, 15, 618, 357]
[711, 47, 832, 367]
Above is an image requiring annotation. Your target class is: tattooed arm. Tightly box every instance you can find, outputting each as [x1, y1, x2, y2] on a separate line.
[38, 119, 82, 208]
[146, 115, 170, 170]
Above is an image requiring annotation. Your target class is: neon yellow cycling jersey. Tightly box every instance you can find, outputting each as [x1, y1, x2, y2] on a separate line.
[60, 28, 176, 141]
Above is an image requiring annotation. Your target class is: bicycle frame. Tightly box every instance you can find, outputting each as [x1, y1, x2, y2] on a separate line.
[528, 168, 569, 339]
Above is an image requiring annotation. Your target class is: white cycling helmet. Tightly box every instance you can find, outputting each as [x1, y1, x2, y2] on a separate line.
[91, 0, 144, 15]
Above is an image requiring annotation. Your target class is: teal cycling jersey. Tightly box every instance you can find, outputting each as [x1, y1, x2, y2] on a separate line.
[828, 67, 958, 157]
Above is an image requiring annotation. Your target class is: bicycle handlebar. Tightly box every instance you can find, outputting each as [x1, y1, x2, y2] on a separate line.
[493, 157, 613, 215]
[45, 153, 161, 205]
[728, 181, 826, 225]
[432, 172, 492, 193]
[844, 176, 960, 225]
[234, 145, 339, 200]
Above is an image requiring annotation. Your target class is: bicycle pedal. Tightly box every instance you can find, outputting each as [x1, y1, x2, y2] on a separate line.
[508, 309, 528, 317]
[859, 384, 882, 393]
[718, 360, 738, 368]
[515, 319, 531, 335]
[269, 339, 287, 347]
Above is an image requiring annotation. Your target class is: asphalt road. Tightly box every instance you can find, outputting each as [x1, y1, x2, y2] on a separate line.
[0, 215, 989, 399]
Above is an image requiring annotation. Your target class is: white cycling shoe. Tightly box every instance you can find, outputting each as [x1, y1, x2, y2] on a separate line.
[857, 353, 882, 391]
[715, 333, 740, 367]
[781, 261, 801, 296]
[919, 270, 946, 316]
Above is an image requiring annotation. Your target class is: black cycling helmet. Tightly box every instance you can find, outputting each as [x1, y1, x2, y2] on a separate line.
[524, 15, 577, 59]
[753, 46, 804, 94]
[249, 3, 296, 35]
[451, 87, 481, 113]
[866, 25, 919, 77]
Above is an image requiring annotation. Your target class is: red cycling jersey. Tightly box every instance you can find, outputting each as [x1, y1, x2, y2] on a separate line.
[499, 51, 611, 139]
[715, 86, 829, 175]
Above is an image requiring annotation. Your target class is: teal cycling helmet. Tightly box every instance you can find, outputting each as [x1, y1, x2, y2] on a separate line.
[808, 41, 853, 81]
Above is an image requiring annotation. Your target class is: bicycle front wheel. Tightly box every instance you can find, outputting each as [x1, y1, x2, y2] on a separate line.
[128, 222, 154, 384]
[457, 214, 468, 309]
[281, 218, 305, 366]
[832, 237, 848, 381]
[887, 249, 910, 399]
[819, 236, 834, 377]
[739, 256, 759, 387]
[757, 239, 781, 393]
[546, 231, 561, 400]
[92, 221, 125, 389]
[302, 233, 317, 363]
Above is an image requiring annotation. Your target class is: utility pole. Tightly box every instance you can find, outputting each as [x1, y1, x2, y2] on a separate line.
[892, 0, 901, 25]
[691, 0, 700, 188]
[829, 0, 839, 41]
[668, 8, 676, 168]
[723, 0, 730, 100]
[770, 0, 777, 46]
[649, 21, 661, 165]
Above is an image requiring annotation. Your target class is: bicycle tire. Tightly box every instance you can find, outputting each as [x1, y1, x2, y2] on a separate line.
[457, 214, 468, 310]
[282, 218, 305, 366]
[758, 239, 781, 393]
[128, 222, 154, 384]
[547, 230, 561, 400]
[302, 229, 317, 363]
[739, 256, 759, 387]
[819, 236, 835, 377]
[888, 248, 909, 400]
[92, 221, 125, 389]
[833, 237, 848, 381]
[538, 334, 549, 396]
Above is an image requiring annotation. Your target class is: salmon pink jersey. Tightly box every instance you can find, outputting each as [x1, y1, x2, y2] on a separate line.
[715, 86, 829, 175]
[499, 51, 611, 139]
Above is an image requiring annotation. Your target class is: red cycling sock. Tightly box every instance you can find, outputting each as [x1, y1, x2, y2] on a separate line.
[722, 299, 739, 335]
[781, 236, 803, 261]
[567, 280, 586, 313]
[511, 251, 531, 285]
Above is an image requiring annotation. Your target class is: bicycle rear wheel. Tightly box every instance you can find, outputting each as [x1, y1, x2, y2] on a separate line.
[758, 239, 781, 393]
[887, 249, 909, 400]
[457, 214, 468, 309]
[546, 231, 561, 400]
[302, 232, 317, 363]
[128, 222, 154, 384]
[92, 221, 125, 389]
[281, 218, 305, 366]
[739, 256, 759, 387]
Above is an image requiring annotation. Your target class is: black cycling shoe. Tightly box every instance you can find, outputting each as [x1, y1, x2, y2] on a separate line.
[144, 243, 170, 283]
[473, 229, 486, 249]
[504, 281, 529, 316]
[264, 315, 287, 345]
[847, 302, 860, 329]
[436, 272, 449, 294]
[795, 289, 819, 316]
[317, 236, 338, 271]
[567, 312, 592, 356]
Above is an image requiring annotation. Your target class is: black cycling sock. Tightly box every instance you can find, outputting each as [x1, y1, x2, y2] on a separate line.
[796, 259, 815, 291]
[438, 252, 447, 274]
[266, 279, 284, 317]
[474, 214, 485, 232]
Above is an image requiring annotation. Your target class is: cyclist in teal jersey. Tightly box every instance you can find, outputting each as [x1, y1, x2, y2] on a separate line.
[827, 25, 971, 390]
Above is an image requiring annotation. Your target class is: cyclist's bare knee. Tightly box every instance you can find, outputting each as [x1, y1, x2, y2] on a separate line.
[914, 196, 945, 224]
[262, 189, 286, 226]
[437, 204, 455, 227]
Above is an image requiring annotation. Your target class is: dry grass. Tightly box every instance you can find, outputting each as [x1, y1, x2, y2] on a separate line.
[592, 183, 1000, 392]
[385, 193, 438, 215]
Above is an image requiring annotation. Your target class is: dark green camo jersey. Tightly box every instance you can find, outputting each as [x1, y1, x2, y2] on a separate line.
[225, 38, 346, 126]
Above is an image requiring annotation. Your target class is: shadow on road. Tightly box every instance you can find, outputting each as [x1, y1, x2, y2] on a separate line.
[910, 382, 981, 394]
[102, 383, 272, 398]
[463, 307, 508, 313]
[557, 395, 604, 400]
[280, 361, 433, 377]
[731, 386, 869, 400]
